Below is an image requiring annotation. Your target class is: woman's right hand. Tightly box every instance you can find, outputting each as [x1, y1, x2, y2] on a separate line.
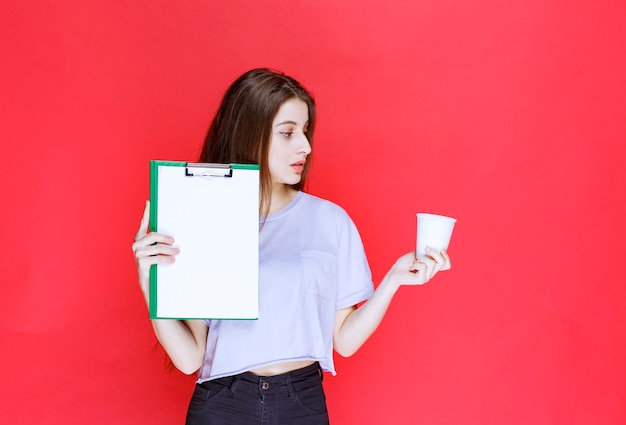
[131, 200, 180, 300]
[131, 201, 206, 373]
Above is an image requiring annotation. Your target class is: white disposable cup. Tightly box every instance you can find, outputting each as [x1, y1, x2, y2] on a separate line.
[416, 213, 457, 258]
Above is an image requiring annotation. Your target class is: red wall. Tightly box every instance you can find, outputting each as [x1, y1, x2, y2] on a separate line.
[2, 1, 625, 423]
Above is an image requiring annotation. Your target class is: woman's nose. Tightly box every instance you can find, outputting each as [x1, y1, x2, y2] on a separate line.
[297, 133, 312, 155]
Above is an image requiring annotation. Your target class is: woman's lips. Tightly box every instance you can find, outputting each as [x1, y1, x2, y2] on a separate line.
[290, 160, 306, 173]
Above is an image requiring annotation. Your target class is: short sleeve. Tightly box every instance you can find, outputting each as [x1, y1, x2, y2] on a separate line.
[334, 209, 374, 310]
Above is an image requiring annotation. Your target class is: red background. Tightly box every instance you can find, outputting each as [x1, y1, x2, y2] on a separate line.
[1, 0, 625, 423]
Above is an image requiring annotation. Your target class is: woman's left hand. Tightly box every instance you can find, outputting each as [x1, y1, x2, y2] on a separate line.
[386, 249, 451, 287]
[335, 249, 452, 356]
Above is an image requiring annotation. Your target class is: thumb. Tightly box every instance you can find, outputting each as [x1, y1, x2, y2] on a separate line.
[135, 200, 151, 241]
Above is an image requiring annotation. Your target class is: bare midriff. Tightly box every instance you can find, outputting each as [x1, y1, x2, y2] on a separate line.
[248, 360, 316, 377]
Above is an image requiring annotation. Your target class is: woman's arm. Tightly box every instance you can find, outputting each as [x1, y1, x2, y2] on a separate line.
[132, 201, 208, 375]
[333, 249, 450, 357]
[149, 319, 208, 375]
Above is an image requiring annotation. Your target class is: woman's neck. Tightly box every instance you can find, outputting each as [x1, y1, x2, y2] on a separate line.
[268, 185, 297, 214]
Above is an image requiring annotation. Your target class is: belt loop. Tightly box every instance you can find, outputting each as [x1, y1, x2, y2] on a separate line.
[285, 373, 295, 400]
[228, 375, 241, 394]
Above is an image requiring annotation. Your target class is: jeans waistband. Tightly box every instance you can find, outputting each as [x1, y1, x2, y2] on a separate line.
[204, 362, 323, 393]
[238, 362, 322, 384]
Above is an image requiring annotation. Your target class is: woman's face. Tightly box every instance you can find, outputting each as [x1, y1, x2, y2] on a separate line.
[268, 98, 311, 188]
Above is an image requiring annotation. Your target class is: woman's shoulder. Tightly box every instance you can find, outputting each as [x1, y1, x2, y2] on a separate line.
[299, 191, 342, 210]
[298, 192, 352, 221]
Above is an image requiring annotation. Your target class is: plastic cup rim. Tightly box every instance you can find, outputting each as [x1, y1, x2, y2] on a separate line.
[416, 213, 457, 223]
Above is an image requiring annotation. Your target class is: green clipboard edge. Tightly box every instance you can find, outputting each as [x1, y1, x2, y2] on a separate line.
[148, 160, 260, 320]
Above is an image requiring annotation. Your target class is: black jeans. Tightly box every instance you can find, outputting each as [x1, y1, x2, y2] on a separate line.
[185, 362, 329, 425]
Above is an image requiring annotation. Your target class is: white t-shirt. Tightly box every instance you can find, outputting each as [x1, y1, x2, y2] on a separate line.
[197, 191, 374, 382]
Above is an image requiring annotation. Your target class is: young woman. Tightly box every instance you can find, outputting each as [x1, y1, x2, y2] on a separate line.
[132, 68, 451, 424]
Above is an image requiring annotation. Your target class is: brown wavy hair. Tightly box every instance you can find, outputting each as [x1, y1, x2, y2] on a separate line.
[199, 68, 316, 217]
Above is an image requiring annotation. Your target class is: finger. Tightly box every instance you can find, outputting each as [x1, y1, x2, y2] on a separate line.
[137, 254, 177, 270]
[423, 260, 435, 281]
[132, 232, 175, 254]
[135, 243, 180, 259]
[134, 200, 151, 242]
[409, 256, 435, 271]
[425, 248, 445, 265]
[440, 249, 452, 271]
[417, 256, 438, 281]
[425, 248, 448, 275]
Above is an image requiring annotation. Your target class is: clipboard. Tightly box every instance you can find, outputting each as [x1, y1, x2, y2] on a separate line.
[149, 160, 260, 320]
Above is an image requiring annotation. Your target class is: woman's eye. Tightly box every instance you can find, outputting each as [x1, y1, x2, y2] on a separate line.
[280, 132, 293, 138]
